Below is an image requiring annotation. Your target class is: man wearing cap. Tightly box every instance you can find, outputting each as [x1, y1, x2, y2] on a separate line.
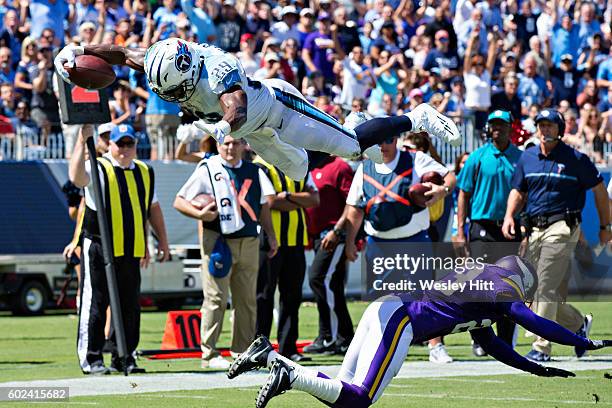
[550, 54, 582, 107]
[302, 11, 345, 83]
[491, 72, 521, 120]
[455, 110, 523, 356]
[423, 30, 460, 83]
[271, 5, 300, 43]
[70, 123, 170, 375]
[502, 109, 611, 361]
[214, 0, 246, 52]
[174, 135, 277, 370]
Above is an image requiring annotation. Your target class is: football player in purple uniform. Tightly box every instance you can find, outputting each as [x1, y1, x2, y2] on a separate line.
[228, 255, 612, 408]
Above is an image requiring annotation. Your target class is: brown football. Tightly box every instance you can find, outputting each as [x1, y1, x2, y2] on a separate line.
[65, 55, 116, 89]
[408, 183, 431, 207]
[190, 194, 215, 209]
[421, 171, 444, 185]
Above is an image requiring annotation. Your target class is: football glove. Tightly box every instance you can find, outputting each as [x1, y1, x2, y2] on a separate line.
[587, 339, 612, 350]
[54, 44, 85, 85]
[534, 366, 576, 378]
[193, 119, 231, 144]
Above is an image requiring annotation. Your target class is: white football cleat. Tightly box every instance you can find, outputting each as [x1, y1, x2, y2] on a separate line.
[406, 103, 461, 147]
[429, 343, 453, 364]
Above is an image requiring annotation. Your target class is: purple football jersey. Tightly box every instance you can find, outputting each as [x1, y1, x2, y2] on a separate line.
[403, 264, 526, 344]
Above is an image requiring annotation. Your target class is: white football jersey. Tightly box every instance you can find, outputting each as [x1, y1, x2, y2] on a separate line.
[180, 42, 276, 139]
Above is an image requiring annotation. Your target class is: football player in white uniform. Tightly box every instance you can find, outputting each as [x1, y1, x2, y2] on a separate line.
[55, 39, 461, 180]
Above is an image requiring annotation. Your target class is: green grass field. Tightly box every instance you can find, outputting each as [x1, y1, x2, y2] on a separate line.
[1, 301, 611, 407]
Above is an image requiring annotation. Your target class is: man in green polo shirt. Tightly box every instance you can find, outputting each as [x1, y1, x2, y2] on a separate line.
[455, 110, 523, 355]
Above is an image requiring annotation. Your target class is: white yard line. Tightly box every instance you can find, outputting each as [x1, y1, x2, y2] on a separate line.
[0, 356, 610, 398]
[385, 393, 610, 406]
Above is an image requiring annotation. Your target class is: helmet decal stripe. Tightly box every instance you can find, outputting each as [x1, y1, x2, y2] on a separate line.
[147, 47, 162, 86]
[155, 51, 163, 87]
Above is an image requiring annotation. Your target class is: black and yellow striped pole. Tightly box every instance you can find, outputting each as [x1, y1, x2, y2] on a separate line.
[85, 135, 129, 376]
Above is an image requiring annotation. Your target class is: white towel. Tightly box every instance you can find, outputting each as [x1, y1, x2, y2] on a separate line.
[206, 155, 245, 234]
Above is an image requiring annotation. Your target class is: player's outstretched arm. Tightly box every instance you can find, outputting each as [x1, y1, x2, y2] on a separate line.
[503, 302, 612, 351]
[55, 44, 146, 84]
[470, 327, 575, 378]
[193, 86, 248, 143]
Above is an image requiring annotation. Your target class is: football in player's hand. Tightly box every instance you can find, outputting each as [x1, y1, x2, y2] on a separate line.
[408, 183, 431, 207]
[65, 55, 116, 89]
[421, 171, 444, 186]
[191, 194, 215, 209]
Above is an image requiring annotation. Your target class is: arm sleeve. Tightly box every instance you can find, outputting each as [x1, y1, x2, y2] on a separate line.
[470, 327, 544, 374]
[258, 168, 276, 203]
[345, 164, 364, 207]
[176, 166, 213, 201]
[510, 156, 527, 191]
[456, 152, 477, 193]
[577, 153, 604, 189]
[502, 302, 591, 349]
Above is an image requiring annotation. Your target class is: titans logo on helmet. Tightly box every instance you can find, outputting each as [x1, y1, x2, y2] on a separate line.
[175, 41, 192, 73]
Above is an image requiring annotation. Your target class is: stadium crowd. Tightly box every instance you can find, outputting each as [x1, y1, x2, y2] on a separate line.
[0, 0, 611, 163]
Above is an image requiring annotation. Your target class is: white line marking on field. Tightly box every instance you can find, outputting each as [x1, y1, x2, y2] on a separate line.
[385, 392, 610, 405]
[0, 355, 610, 397]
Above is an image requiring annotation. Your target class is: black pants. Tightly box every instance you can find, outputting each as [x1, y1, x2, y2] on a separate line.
[308, 236, 354, 343]
[469, 220, 521, 346]
[77, 238, 141, 371]
[256, 246, 306, 356]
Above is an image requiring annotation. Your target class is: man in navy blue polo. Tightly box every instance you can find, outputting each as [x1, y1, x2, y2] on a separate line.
[502, 109, 611, 362]
[456, 110, 523, 356]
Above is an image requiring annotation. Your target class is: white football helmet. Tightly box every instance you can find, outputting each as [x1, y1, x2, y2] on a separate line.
[144, 39, 203, 103]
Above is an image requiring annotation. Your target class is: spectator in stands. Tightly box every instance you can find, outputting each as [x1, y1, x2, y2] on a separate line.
[368, 51, 407, 116]
[577, 78, 599, 108]
[296, 7, 314, 47]
[598, 85, 612, 114]
[180, 0, 217, 43]
[518, 54, 551, 115]
[174, 135, 277, 370]
[0, 82, 15, 118]
[423, 30, 460, 84]
[236, 33, 260, 76]
[457, 8, 488, 57]
[478, 0, 503, 31]
[551, 54, 582, 107]
[302, 12, 343, 83]
[491, 72, 522, 119]
[30, 46, 59, 146]
[333, 6, 360, 55]
[11, 101, 40, 151]
[339, 46, 374, 110]
[359, 21, 374, 54]
[38, 28, 57, 49]
[270, 5, 299, 43]
[0, 46, 14, 84]
[109, 80, 139, 125]
[215, 0, 245, 53]
[551, 11, 581, 67]
[283, 37, 306, 88]
[523, 35, 549, 80]
[253, 52, 284, 81]
[425, 4, 458, 51]
[370, 21, 399, 59]
[512, 0, 539, 49]
[175, 124, 216, 162]
[13, 37, 37, 102]
[0, 9, 26, 60]
[446, 76, 465, 118]
[563, 108, 580, 139]
[245, 0, 270, 43]
[72, 0, 98, 32]
[463, 30, 496, 131]
[29, 0, 68, 43]
[153, 0, 178, 40]
[576, 2, 601, 50]
[577, 105, 606, 163]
